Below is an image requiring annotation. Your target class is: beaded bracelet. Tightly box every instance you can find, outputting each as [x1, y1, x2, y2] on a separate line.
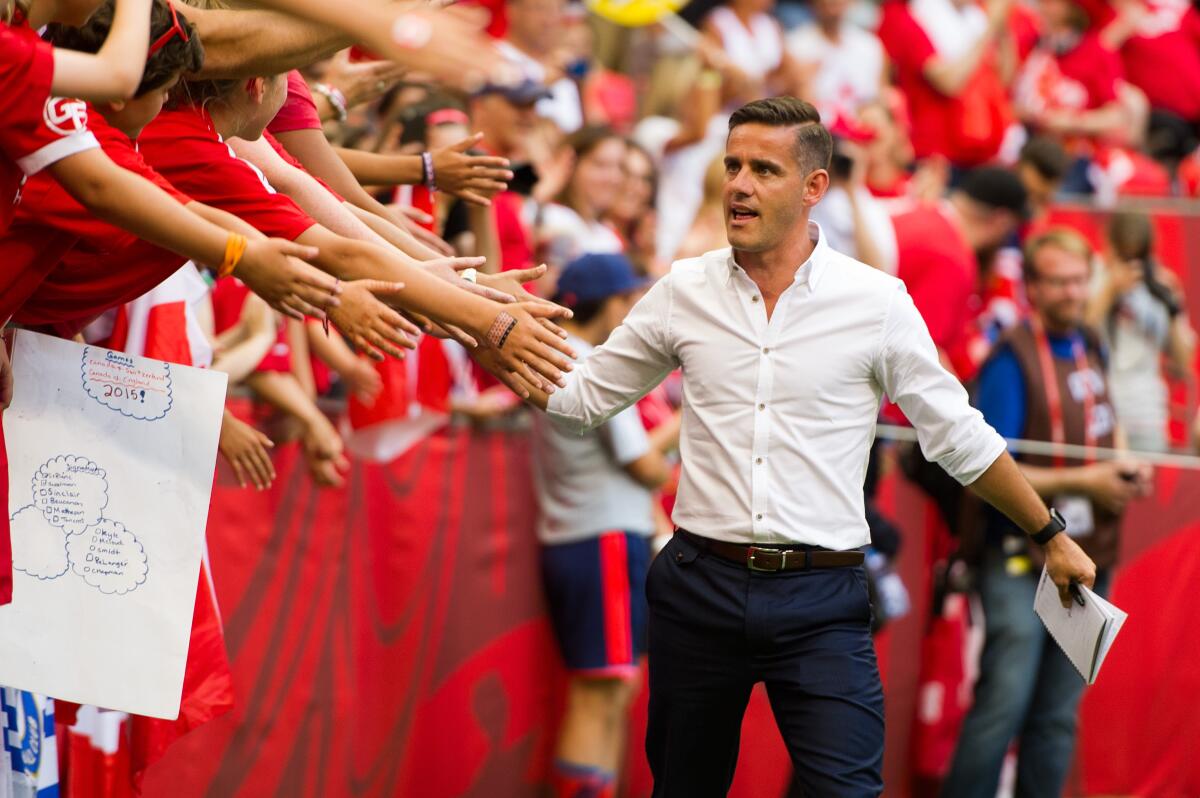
[421, 151, 437, 191]
[486, 311, 517, 350]
[313, 83, 348, 122]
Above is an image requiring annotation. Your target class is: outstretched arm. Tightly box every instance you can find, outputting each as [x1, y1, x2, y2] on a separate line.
[500, 276, 678, 429]
[875, 285, 1096, 606]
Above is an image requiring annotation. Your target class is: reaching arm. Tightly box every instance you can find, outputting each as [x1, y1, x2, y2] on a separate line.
[273, 127, 440, 259]
[346, 202, 442, 259]
[524, 276, 678, 430]
[51, 0, 150, 101]
[46, 148, 323, 287]
[337, 135, 512, 207]
[180, 2, 350, 79]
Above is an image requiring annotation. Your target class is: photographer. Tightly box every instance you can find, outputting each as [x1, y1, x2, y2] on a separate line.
[1087, 210, 1196, 452]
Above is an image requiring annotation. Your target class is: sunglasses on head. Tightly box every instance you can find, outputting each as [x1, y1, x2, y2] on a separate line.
[148, 2, 189, 56]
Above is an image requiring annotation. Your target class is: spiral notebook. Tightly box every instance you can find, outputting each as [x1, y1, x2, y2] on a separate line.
[1033, 566, 1128, 685]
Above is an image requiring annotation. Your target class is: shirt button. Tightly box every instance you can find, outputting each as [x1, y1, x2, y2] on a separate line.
[756, 514, 763, 521]
[756, 457, 763, 465]
[762, 347, 770, 354]
[751, 295, 760, 303]
[758, 403, 766, 411]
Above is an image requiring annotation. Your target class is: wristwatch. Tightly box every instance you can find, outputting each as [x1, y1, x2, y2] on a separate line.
[1031, 507, 1067, 546]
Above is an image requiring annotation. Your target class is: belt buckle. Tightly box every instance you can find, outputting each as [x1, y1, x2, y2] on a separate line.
[747, 546, 787, 572]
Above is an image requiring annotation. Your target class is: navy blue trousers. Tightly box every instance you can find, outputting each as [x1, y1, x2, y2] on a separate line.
[645, 533, 884, 797]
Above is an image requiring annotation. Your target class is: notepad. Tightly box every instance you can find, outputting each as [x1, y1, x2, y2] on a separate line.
[1033, 566, 1128, 685]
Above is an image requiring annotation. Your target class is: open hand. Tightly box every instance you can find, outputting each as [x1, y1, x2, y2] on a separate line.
[327, 279, 421, 360]
[474, 303, 576, 392]
[238, 238, 339, 321]
[432, 133, 514, 206]
[219, 413, 276, 491]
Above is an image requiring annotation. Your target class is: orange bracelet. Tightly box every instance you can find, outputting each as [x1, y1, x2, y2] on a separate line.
[217, 234, 247, 279]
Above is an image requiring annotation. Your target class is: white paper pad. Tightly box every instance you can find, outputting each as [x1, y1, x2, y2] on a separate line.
[0, 331, 226, 718]
[1034, 566, 1128, 684]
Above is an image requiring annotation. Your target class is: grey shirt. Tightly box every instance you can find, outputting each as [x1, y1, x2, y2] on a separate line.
[531, 336, 655, 544]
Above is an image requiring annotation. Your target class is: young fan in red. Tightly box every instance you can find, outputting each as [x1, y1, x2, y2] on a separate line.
[1079, 0, 1200, 132]
[136, 69, 574, 389]
[877, 0, 1017, 167]
[1012, 0, 1168, 196]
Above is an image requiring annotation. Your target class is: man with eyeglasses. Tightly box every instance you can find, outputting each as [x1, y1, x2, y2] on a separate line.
[943, 227, 1153, 798]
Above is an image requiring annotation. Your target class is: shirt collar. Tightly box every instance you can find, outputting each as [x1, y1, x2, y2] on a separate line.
[724, 220, 830, 291]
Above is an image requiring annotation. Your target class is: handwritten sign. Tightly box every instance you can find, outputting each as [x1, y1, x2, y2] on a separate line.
[31, 455, 108, 534]
[81, 347, 173, 421]
[0, 331, 227, 719]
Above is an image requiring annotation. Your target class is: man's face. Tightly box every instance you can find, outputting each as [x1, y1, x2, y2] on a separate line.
[1017, 162, 1060, 211]
[507, 0, 564, 52]
[723, 123, 824, 253]
[813, 0, 850, 25]
[473, 95, 538, 155]
[1027, 244, 1092, 330]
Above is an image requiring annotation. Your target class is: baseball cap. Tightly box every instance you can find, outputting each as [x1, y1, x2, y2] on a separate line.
[473, 77, 553, 106]
[959, 166, 1030, 219]
[553, 253, 651, 308]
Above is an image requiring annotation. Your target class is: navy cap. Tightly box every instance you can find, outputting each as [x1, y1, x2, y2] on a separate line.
[473, 78, 553, 106]
[553, 253, 650, 308]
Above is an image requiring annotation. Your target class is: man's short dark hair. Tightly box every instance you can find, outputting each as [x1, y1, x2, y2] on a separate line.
[46, 0, 205, 98]
[728, 97, 833, 175]
[958, 166, 1030, 218]
[1018, 136, 1071, 183]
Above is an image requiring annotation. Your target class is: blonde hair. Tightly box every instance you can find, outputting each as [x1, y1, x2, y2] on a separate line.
[1023, 226, 1093, 281]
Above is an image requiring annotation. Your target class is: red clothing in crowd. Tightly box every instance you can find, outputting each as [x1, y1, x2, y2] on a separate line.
[877, 0, 1014, 166]
[0, 22, 99, 238]
[890, 201, 979, 359]
[1076, 0, 1200, 121]
[267, 70, 323, 135]
[139, 107, 317, 241]
[1015, 33, 1121, 118]
[10, 109, 192, 337]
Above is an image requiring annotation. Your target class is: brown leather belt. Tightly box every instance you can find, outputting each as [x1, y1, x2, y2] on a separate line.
[679, 530, 864, 572]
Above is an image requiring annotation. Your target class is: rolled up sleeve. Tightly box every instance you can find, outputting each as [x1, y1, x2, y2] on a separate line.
[875, 284, 1007, 485]
[547, 275, 678, 434]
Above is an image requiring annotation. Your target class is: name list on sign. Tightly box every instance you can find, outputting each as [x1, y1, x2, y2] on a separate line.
[81, 348, 174, 421]
[67, 518, 149, 595]
[32, 455, 107, 535]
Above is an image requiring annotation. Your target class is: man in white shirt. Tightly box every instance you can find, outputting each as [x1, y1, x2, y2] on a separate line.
[483, 97, 1096, 796]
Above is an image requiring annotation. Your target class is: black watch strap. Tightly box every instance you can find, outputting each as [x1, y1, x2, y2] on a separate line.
[1031, 508, 1067, 545]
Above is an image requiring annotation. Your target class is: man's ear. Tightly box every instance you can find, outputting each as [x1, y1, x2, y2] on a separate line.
[804, 168, 831, 207]
[246, 77, 265, 104]
[104, 100, 126, 113]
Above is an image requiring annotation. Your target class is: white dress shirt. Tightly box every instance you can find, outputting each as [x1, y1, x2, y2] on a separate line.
[547, 222, 1007, 549]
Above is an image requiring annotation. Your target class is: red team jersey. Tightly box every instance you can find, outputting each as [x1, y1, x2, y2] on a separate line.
[266, 71, 324, 135]
[1, 20, 97, 605]
[138, 106, 318, 241]
[6, 108, 191, 335]
[0, 25, 99, 314]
